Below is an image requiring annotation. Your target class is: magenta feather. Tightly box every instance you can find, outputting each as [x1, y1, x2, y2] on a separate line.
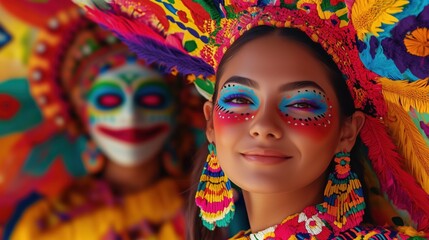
[85, 6, 214, 77]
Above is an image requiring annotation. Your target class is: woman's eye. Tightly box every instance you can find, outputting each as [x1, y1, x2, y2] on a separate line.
[96, 93, 123, 109]
[230, 97, 252, 104]
[290, 102, 315, 109]
[223, 94, 253, 105]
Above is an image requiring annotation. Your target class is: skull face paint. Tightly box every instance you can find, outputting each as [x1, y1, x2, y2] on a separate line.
[86, 63, 174, 166]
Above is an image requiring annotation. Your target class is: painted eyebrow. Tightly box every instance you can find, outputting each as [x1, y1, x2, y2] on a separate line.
[279, 80, 325, 93]
[88, 81, 121, 95]
[222, 76, 260, 89]
[222, 76, 325, 93]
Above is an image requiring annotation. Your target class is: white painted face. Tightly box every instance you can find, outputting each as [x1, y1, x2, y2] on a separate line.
[86, 63, 174, 166]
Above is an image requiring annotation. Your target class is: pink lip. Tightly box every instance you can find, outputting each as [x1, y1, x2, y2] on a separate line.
[241, 149, 292, 164]
[97, 125, 168, 143]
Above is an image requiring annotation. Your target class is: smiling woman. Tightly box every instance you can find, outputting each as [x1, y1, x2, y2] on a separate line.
[77, 0, 429, 239]
[197, 26, 369, 238]
[209, 30, 345, 196]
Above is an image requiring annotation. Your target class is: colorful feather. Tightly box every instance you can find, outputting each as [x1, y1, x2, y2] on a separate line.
[360, 116, 429, 231]
[384, 101, 429, 193]
[381, 78, 429, 113]
[85, 5, 215, 79]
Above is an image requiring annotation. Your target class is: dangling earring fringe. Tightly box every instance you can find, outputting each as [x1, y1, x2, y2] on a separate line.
[318, 151, 365, 231]
[195, 143, 235, 230]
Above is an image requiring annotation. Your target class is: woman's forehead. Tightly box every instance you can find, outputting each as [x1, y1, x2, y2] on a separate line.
[218, 35, 333, 92]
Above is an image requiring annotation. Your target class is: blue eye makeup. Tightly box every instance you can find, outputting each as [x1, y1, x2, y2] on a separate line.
[279, 90, 328, 118]
[88, 82, 124, 110]
[217, 84, 260, 112]
[134, 81, 172, 110]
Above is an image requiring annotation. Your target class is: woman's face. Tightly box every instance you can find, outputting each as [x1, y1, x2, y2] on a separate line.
[205, 34, 346, 194]
[86, 63, 174, 166]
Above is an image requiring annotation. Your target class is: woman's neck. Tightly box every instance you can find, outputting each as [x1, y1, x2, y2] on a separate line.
[243, 173, 326, 233]
[103, 155, 162, 195]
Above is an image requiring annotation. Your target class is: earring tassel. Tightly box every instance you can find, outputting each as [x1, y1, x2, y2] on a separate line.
[318, 152, 365, 231]
[195, 143, 235, 230]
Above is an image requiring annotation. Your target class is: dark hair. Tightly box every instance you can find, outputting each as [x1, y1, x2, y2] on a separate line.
[188, 25, 369, 240]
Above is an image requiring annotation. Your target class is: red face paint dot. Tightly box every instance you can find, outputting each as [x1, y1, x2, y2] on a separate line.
[0, 94, 21, 120]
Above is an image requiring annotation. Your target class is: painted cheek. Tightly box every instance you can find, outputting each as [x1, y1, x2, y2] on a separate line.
[278, 93, 335, 140]
[87, 105, 121, 126]
[278, 108, 335, 139]
[214, 103, 256, 124]
[213, 103, 256, 136]
[135, 104, 174, 124]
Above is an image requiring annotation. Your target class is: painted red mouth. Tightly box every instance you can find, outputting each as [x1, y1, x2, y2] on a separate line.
[97, 125, 168, 143]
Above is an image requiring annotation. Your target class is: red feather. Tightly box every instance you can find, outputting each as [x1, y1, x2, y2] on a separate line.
[360, 116, 429, 231]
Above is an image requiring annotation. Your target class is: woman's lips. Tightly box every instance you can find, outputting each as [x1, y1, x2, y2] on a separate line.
[97, 125, 168, 143]
[241, 150, 292, 164]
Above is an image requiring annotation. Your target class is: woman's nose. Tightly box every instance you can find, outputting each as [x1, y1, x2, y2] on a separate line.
[249, 105, 283, 140]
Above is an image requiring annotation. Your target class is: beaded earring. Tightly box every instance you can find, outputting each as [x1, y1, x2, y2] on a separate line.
[318, 151, 365, 230]
[195, 143, 235, 230]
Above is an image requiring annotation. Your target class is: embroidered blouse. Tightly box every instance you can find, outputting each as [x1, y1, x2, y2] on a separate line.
[231, 204, 427, 240]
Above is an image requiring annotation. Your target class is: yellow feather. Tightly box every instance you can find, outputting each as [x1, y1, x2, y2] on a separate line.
[380, 77, 429, 113]
[384, 101, 429, 193]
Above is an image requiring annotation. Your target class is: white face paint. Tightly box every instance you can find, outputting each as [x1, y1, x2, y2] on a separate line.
[86, 63, 174, 166]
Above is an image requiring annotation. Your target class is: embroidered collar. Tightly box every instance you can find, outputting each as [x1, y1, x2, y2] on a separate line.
[233, 204, 423, 240]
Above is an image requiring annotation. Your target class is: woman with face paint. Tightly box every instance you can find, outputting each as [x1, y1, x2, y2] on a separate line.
[4, 7, 204, 240]
[79, 0, 429, 239]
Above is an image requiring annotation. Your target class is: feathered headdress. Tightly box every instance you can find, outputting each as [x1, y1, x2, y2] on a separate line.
[77, 0, 429, 232]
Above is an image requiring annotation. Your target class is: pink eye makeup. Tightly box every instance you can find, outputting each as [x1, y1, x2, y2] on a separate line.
[215, 84, 259, 124]
[278, 89, 333, 133]
[97, 93, 123, 109]
[134, 81, 172, 110]
[88, 82, 124, 110]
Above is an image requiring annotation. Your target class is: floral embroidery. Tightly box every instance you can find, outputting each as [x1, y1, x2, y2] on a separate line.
[249, 226, 276, 240]
[381, 5, 429, 80]
[404, 27, 429, 57]
[351, 0, 409, 40]
[298, 212, 324, 235]
[231, 205, 424, 239]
